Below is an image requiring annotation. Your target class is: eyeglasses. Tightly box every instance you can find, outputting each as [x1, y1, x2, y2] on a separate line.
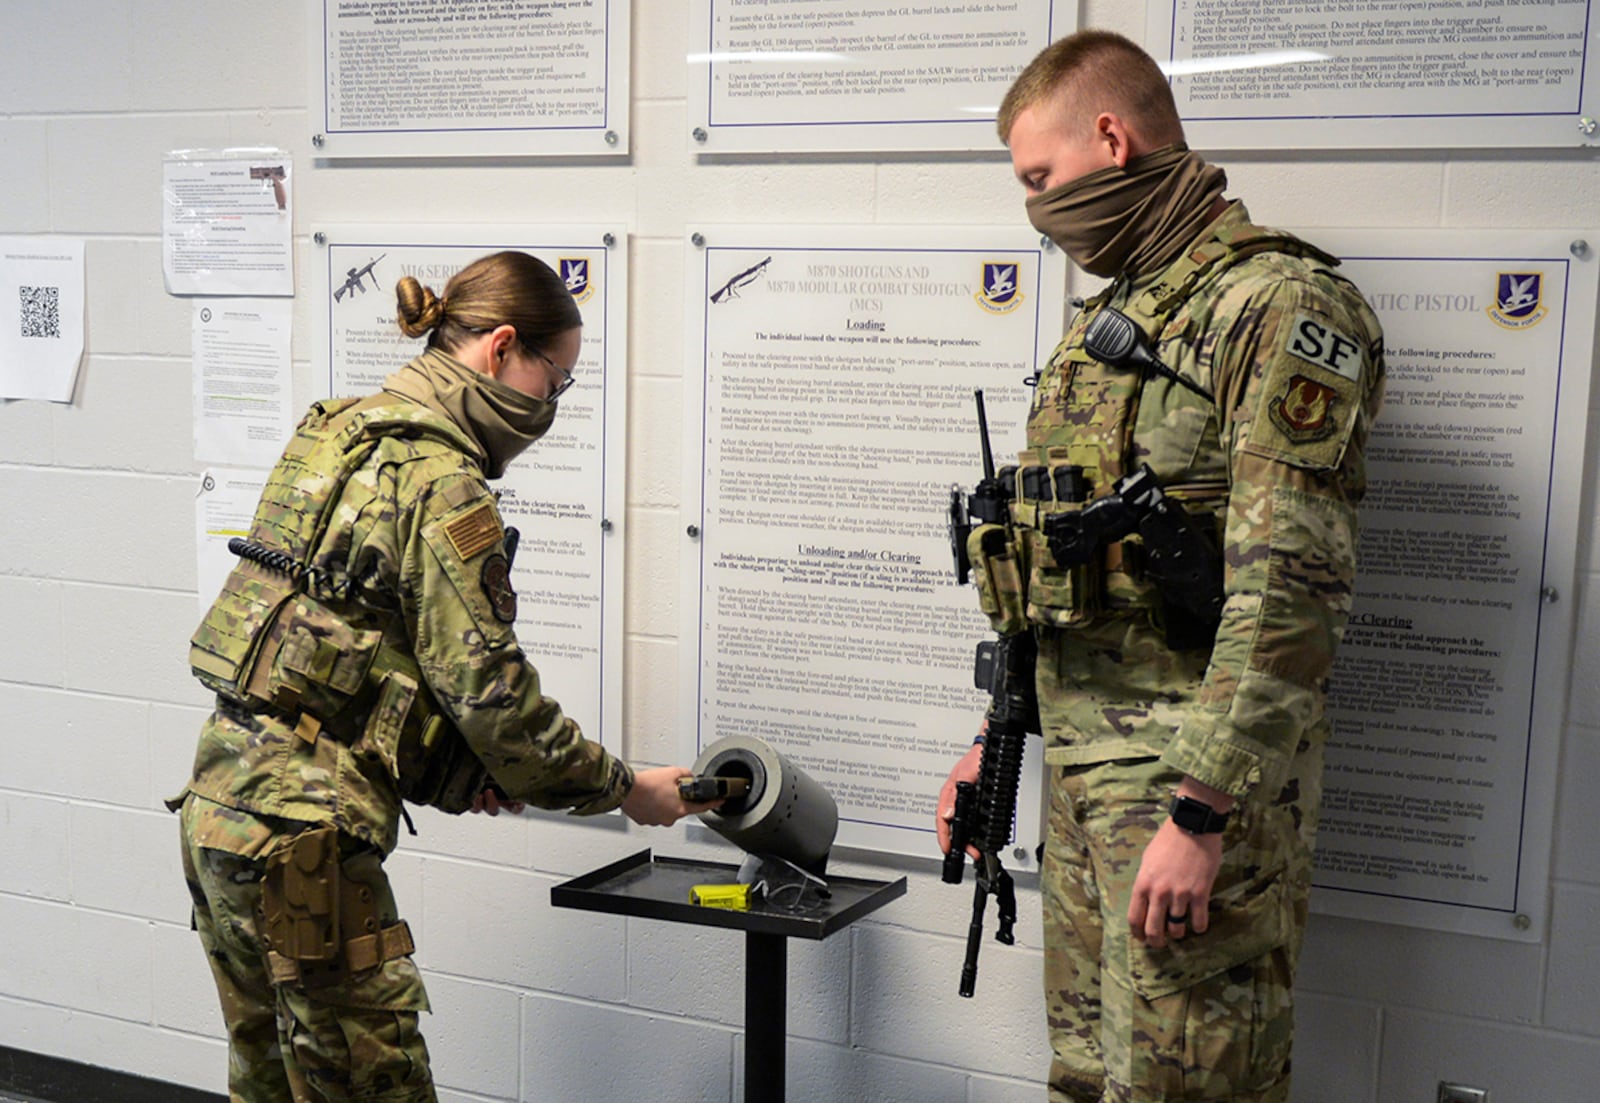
[530, 347, 576, 400]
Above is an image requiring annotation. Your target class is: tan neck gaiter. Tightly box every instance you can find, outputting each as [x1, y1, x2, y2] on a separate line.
[383, 347, 556, 478]
[1025, 143, 1229, 279]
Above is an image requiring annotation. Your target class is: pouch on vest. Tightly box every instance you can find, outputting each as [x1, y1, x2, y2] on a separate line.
[1020, 458, 1101, 630]
[1021, 527, 1101, 629]
[359, 665, 488, 815]
[399, 717, 489, 815]
[261, 825, 342, 984]
[967, 524, 1028, 636]
[189, 560, 300, 705]
[245, 594, 384, 723]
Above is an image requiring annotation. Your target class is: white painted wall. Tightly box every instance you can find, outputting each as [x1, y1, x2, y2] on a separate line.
[1, 3, 1597, 1100]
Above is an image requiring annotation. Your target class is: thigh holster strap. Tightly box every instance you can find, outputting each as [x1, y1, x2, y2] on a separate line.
[267, 920, 416, 986]
[345, 920, 416, 973]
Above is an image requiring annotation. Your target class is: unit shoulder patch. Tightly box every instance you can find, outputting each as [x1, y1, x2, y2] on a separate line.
[1244, 308, 1366, 470]
[479, 554, 518, 623]
[1268, 374, 1340, 443]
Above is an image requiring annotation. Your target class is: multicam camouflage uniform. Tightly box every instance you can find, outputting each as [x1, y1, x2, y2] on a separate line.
[173, 350, 632, 1103]
[178, 797, 435, 1103]
[979, 204, 1384, 1102]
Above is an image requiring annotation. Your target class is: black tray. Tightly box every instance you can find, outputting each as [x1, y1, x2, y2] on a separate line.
[551, 848, 906, 939]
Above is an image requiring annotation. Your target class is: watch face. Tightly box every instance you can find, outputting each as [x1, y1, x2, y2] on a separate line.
[1171, 796, 1227, 834]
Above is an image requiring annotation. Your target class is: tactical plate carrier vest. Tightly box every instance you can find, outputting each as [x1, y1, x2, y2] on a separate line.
[190, 397, 494, 815]
[971, 218, 1343, 644]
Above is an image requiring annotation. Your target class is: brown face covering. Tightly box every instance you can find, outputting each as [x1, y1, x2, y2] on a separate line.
[383, 346, 557, 478]
[1025, 143, 1228, 279]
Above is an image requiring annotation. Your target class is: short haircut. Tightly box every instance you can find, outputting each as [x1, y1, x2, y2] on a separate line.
[997, 30, 1184, 147]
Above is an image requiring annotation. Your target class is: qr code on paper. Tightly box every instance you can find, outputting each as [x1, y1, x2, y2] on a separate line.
[20, 285, 60, 339]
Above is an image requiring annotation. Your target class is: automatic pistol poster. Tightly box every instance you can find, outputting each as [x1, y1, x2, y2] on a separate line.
[1310, 229, 1594, 939]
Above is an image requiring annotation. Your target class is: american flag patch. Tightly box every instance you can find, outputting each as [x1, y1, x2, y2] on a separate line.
[443, 504, 502, 561]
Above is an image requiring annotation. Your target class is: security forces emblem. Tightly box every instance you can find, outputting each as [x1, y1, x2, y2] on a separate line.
[974, 261, 1025, 315]
[1487, 272, 1547, 330]
[560, 258, 594, 304]
[1269, 374, 1339, 442]
[480, 554, 518, 623]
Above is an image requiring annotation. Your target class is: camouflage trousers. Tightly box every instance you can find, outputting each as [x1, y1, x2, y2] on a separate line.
[1041, 745, 1322, 1103]
[179, 799, 436, 1103]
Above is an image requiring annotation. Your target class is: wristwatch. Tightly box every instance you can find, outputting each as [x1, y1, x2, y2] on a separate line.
[1168, 795, 1230, 835]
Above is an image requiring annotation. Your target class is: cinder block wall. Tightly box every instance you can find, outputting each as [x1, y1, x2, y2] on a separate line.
[1, 3, 1597, 1100]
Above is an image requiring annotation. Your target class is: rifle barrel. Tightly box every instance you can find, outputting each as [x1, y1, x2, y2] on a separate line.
[959, 881, 988, 998]
[974, 389, 996, 481]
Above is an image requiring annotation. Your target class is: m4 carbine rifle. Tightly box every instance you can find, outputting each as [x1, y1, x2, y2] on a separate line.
[945, 389, 1038, 998]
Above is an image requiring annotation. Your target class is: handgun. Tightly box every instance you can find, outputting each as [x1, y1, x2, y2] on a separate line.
[677, 775, 751, 803]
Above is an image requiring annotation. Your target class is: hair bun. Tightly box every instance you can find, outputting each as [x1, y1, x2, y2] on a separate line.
[395, 275, 446, 338]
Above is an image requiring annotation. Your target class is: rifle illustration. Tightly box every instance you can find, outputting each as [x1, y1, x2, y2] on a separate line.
[334, 255, 386, 302]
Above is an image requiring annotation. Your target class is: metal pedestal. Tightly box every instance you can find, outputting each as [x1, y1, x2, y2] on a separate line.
[552, 849, 906, 1103]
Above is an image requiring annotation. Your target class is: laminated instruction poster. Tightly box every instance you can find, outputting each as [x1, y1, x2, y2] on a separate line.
[1147, 0, 1599, 149]
[682, 225, 1066, 862]
[310, 0, 630, 157]
[689, 0, 1074, 151]
[314, 225, 628, 751]
[162, 151, 294, 296]
[1309, 229, 1595, 939]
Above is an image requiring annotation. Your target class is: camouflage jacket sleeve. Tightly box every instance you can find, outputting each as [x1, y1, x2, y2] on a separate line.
[1160, 269, 1384, 800]
[392, 462, 633, 814]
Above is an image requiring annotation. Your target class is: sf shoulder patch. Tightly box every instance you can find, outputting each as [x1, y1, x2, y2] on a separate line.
[444, 504, 502, 561]
[1284, 312, 1363, 381]
[480, 553, 518, 623]
[1245, 310, 1365, 470]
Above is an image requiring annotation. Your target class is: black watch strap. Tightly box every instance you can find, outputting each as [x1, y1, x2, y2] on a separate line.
[1169, 794, 1230, 835]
